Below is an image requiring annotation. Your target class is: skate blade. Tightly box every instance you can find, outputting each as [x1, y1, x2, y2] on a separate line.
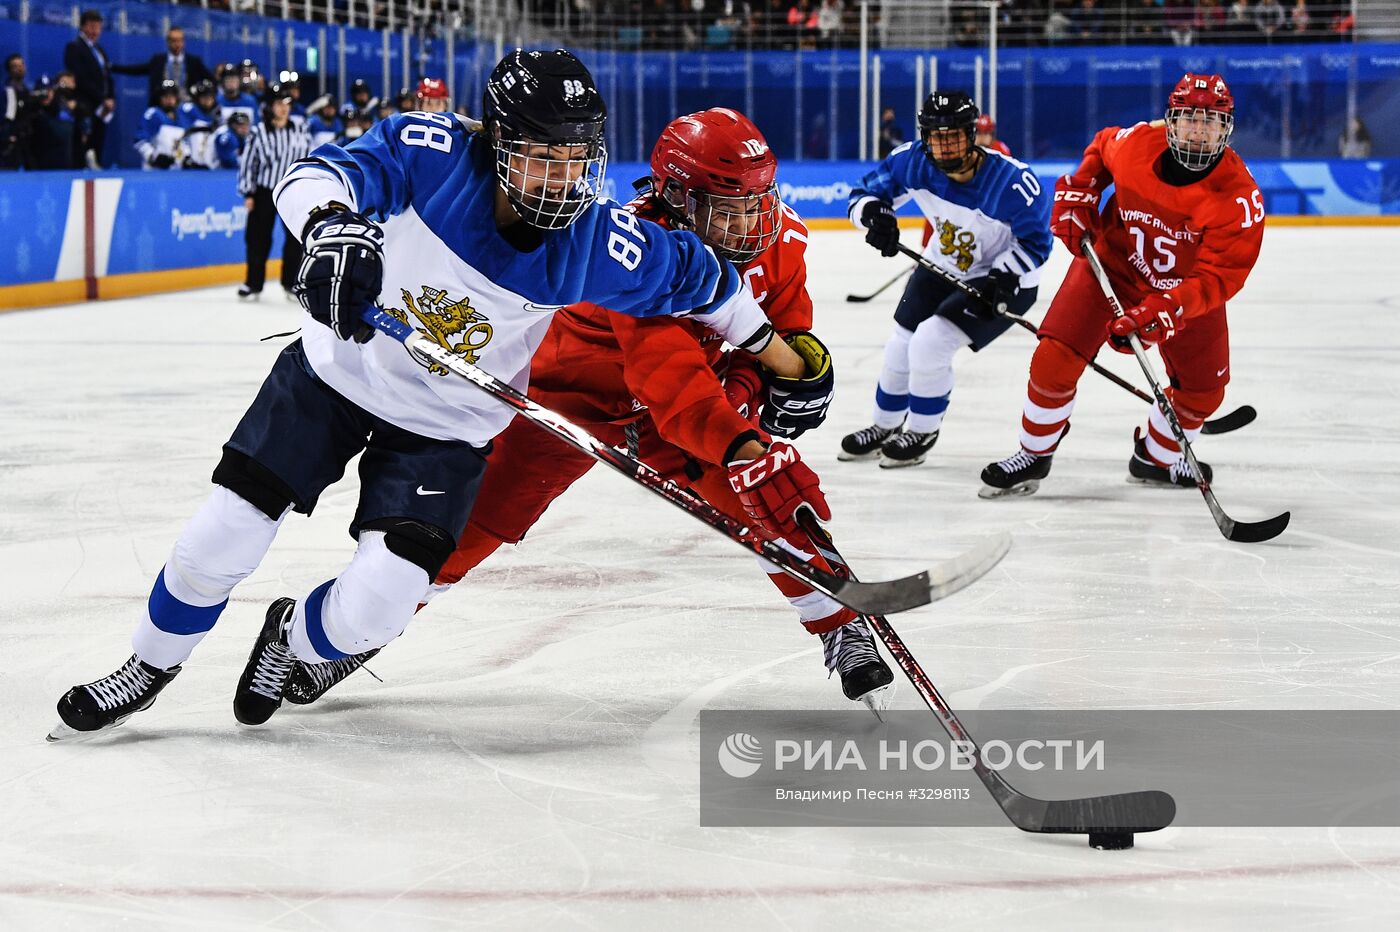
[878, 456, 925, 469]
[837, 450, 882, 462]
[1125, 475, 1197, 489]
[857, 682, 897, 722]
[46, 720, 111, 743]
[979, 480, 1039, 499]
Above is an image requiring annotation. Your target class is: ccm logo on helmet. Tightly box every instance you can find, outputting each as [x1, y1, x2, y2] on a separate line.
[665, 162, 692, 179]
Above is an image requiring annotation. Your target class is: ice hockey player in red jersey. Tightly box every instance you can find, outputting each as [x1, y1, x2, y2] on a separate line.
[980, 73, 1265, 498]
[285, 109, 896, 711]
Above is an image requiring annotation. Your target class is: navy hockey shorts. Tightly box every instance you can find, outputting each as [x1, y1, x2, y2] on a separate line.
[893, 264, 1038, 352]
[222, 340, 487, 540]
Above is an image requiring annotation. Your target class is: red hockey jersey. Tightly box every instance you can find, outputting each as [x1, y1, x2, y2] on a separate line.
[526, 197, 814, 467]
[1071, 121, 1264, 319]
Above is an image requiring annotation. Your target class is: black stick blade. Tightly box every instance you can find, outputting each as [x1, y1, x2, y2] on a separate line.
[1201, 405, 1258, 436]
[1027, 790, 1177, 834]
[845, 292, 877, 303]
[1226, 510, 1291, 544]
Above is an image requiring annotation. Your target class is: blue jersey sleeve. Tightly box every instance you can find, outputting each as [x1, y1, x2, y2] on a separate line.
[579, 204, 737, 317]
[984, 161, 1054, 274]
[575, 202, 769, 350]
[135, 108, 161, 144]
[849, 142, 920, 223]
[215, 131, 240, 168]
[296, 113, 464, 222]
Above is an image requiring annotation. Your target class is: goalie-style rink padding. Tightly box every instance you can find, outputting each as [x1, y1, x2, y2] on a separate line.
[2, 227, 1398, 928]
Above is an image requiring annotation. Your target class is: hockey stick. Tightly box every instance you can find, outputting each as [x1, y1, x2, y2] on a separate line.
[846, 263, 914, 303]
[893, 243, 1254, 436]
[361, 307, 1010, 616]
[1079, 243, 1290, 544]
[796, 510, 1176, 840]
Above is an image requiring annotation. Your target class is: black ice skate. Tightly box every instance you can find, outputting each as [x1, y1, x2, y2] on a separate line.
[284, 648, 381, 705]
[48, 655, 182, 741]
[879, 429, 939, 469]
[979, 449, 1054, 499]
[236, 285, 261, 301]
[838, 423, 900, 461]
[821, 618, 895, 720]
[1128, 437, 1213, 488]
[233, 598, 297, 726]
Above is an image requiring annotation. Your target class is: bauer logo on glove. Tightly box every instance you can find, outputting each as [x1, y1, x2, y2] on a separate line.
[761, 331, 835, 440]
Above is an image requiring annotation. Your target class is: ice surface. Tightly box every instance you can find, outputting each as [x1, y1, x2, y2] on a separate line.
[2, 227, 1398, 929]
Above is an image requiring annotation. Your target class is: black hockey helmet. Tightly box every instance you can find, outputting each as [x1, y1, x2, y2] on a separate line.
[227, 111, 251, 128]
[918, 90, 979, 172]
[350, 78, 371, 101]
[157, 78, 180, 100]
[190, 78, 216, 101]
[264, 82, 294, 105]
[481, 48, 608, 230]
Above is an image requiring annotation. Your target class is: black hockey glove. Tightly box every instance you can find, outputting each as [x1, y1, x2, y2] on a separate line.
[150, 153, 175, 169]
[181, 158, 209, 170]
[860, 200, 901, 257]
[967, 267, 1022, 318]
[760, 331, 835, 440]
[296, 205, 384, 343]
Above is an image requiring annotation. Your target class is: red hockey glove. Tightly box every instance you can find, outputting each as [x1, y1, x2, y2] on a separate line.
[727, 440, 831, 540]
[1051, 174, 1101, 258]
[1110, 292, 1185, 350]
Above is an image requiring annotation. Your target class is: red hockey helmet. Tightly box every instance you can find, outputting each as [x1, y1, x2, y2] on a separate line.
[417, 77, 449, 100]
[1165, 73, 1235, 172]
[974, 114, 996, 136]
[650, 108, 782, 264]
[415, 76, 450, 112]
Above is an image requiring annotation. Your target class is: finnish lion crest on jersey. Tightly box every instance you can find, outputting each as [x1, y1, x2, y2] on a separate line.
[387, 285, 494, 376]
[936, 220, 977, 272]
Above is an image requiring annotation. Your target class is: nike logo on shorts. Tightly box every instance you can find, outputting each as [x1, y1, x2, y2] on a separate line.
[416, 486, 446, 496]
[1216, 367, 1229, 377]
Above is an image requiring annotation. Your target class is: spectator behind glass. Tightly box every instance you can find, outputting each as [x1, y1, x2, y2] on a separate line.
[1195, 0, 1227, 41]
[29, 73, 80, 170]
[1289, 0, 1311, 38]
[1070, 0, 1104, 44]
[1338, 117, 1372, 158]
[2, 54, 28, 168]
[817, 0, 843, 47]
[62, 9, 114, 168]
[1226, 0, 1259, 41]
[1255, 0, 1287, 41]
[1129, 0, 1166, 43]
[1165, 0, 1196, 45]
[877, 106, 904, 158]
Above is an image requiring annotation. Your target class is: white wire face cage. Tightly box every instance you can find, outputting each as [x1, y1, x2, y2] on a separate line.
[691, 187, 783, 265]
[1165, 106, 1235, 172]
[493, 136, 608, 230]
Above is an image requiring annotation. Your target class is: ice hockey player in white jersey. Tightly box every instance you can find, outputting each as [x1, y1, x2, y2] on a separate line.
[49, 48, 818, 740]
[134, 80, 185, 169]
[840, 91, 1052, 468]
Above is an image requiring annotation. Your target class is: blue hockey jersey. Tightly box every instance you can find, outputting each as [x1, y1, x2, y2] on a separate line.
[134, 106, 184, 166]
[274, 111, 768, 445]
[849, 143, 1053, 287]
[215, 91, 259, 127]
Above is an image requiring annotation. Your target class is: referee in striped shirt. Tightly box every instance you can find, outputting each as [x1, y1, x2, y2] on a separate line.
[237, 82, 310, 300]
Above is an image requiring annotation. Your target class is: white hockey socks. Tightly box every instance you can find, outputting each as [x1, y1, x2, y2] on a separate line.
[288, 531, 429, 663]
[133, 486, 285, 670]
[905, 316, 970, 434]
